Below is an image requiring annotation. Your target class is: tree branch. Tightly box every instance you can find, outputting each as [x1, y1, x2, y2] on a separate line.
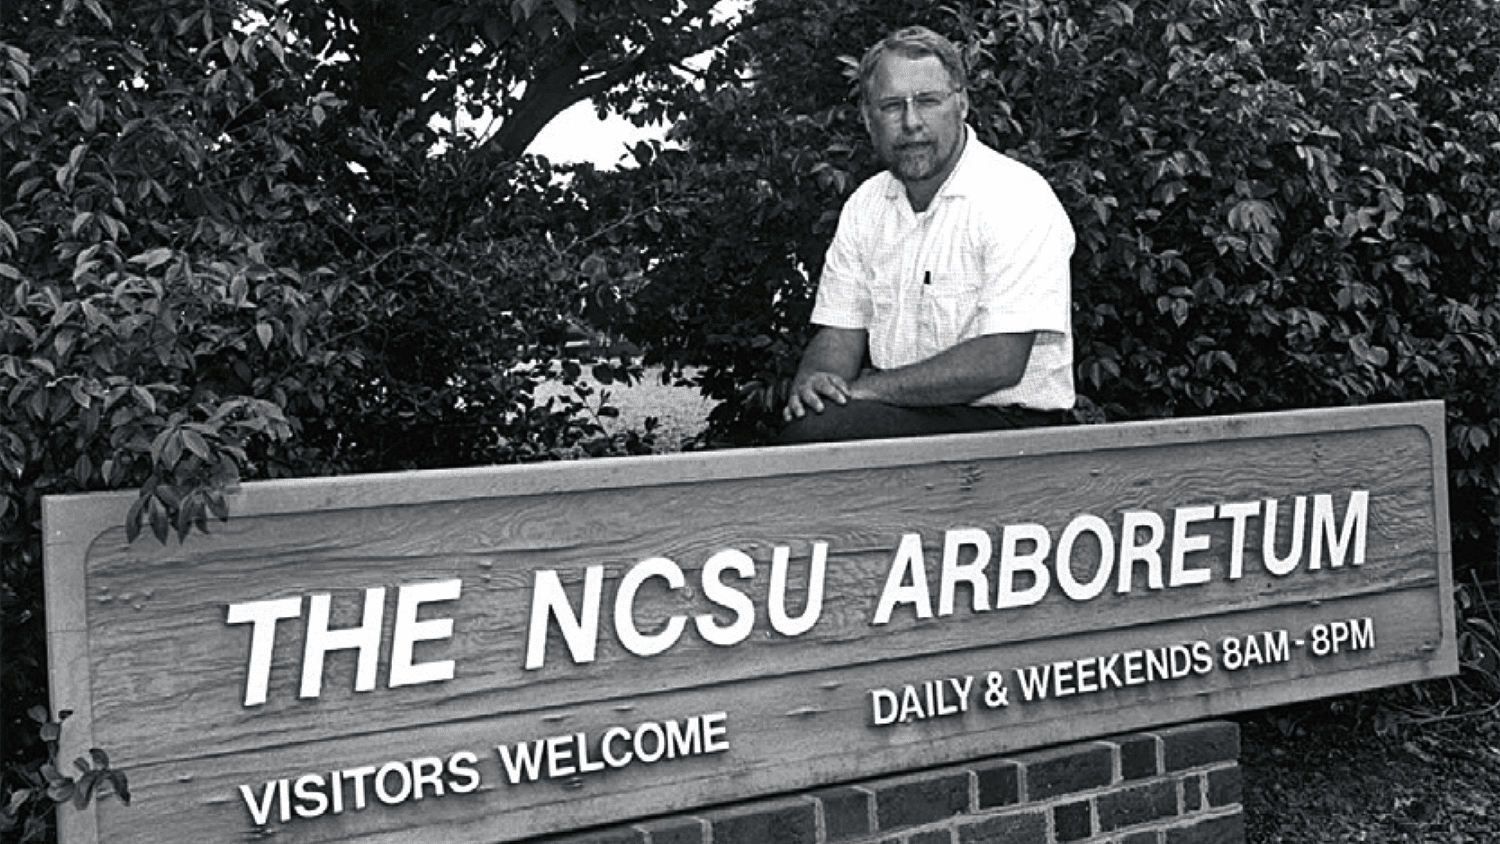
[476, 3, 796, 164]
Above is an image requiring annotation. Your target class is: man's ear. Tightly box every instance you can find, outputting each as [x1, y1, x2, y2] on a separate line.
[956, 89, 970, 122]
[860, 102, 873, 135]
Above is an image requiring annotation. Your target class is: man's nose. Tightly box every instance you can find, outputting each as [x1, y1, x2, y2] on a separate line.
[900, 103, 926, 132]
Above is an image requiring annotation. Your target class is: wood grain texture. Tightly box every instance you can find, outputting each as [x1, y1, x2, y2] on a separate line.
[45, 402, 1456, 844]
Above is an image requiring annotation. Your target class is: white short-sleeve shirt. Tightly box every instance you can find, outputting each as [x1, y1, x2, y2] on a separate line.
[811, 128, 1076, 410]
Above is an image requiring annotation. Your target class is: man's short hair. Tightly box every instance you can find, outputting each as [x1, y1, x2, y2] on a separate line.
[857, 26, 969, 101]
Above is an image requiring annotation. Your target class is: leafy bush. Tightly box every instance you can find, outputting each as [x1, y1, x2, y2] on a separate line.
[0, 1, 649, 838]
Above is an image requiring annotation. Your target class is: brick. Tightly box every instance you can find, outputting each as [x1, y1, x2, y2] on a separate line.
[1054, 799, 1093, 842]
[973, 760, 1021, 809]
[910, 830, 954, 844]
[814, 786, 872, 841]
[957, 809, 1048, 844]
[1016, 743, 1113, 801]
[1117, 832, 1162, 844]
[1116, 734, 1160, 780]
[1207, 767, 1242, 808]
[1164, 812, 1245, 844]
[1096, 779, 1179, 832]
[706, 799, 816, 844]
[1158, 722, 1240, 772]
[637, 818, 705, 844]
[1182, 774, 1203, 812]
[874, 772, 970, 830]
[537, 826, 646, 844]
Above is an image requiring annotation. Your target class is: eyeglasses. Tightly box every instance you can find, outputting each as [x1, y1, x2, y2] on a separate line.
[870, 89, 959, 122]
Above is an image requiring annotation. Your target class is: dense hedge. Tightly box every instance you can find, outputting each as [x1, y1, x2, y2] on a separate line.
[0, 2, 643, 838]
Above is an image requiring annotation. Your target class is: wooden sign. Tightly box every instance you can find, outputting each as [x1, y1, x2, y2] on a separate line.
[45, 402, 1456, 843]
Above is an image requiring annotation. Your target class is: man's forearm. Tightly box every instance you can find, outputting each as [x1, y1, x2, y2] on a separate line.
[794, 328, 866, 383]
[850, 333, 1036, 407]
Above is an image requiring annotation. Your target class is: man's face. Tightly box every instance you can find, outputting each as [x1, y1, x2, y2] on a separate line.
[863, 53, 968, 188]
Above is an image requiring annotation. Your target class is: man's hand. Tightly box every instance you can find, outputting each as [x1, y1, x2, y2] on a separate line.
[783, 371, 852, 421]
[782, 327, 868, 422]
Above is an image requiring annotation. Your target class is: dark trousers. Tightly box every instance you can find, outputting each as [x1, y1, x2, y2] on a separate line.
[777, 399, 1066, 445]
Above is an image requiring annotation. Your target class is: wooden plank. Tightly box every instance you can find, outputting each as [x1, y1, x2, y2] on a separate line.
[46, 402, 1456, 843]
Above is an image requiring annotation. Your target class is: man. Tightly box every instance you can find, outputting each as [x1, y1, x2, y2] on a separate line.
[779, 26, 1076, 444]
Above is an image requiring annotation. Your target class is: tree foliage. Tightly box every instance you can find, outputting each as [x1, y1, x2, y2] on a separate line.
[274, 0, 778, 163]
[0, 0, 670, 837]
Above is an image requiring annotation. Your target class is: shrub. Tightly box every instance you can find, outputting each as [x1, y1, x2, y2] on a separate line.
[0, 1, 647, 838]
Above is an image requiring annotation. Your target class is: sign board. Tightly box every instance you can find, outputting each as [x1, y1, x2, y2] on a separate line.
[46, 401, 1456, 843]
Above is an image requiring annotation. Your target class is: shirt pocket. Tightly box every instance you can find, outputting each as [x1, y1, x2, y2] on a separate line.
[918, 272, 984, 358]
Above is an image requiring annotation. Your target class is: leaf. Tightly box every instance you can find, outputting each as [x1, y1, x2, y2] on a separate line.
[125, 494, 144, 543]
[148, 496, 169, 544]
[82, 0, 111, 28]
[129, 247, 174, 269]
[55, 143, 87, 192]
[39, 764, 61, 786]
[255, 322, 273, 350]
[72, 770, 97, 809]
[181, 428, 213, 460]
[47, 781, 75, 804]
[551, 0, 578, 27]
[109, 770, 131, 806]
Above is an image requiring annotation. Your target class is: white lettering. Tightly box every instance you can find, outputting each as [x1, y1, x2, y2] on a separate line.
[410, 756, 444, 799]
[226, 596, 303, 707]
[769, 542, 827, 636]
[292, 774, 327, 819]
[447, 752, 481, 793]
[1057, 515, 1114, 601]
[300, 588, 385, 699]
[1262, 496, 1307, 576]
[870, 688, 898, 725]
[373, 761, 412, 805]
[1168, 506, 1215, 586]
[872, 533, 933, 625]
[695, 550, 756, 647]
[702, 711, 730, 752]
[615, 557, 688, 657]
[1117, 511, 1165, 593]
[939, 528, 992, 615]
[545, 735, 575, 778]
[1218, 501, 1260, 579]
[525, 566, 604, 669]
[497, 740, 546, 784]
[633, 721, 666, 763]
[389, 580, 461, 688]
[996, 523, 1051, 608]
[602, 726, 633, 767]
[343, 765, 375, 811]
[239, 780, 280, 826]
[1311, 491, 1368, 569]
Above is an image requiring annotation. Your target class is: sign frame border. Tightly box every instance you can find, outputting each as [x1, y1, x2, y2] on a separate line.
[44, 400, 1456, 842]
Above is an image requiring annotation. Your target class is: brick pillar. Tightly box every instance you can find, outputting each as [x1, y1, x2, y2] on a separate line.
[532, 721, 1245, 844]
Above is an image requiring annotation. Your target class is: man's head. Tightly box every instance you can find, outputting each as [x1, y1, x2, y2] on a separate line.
[857, 26, 970, 194]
